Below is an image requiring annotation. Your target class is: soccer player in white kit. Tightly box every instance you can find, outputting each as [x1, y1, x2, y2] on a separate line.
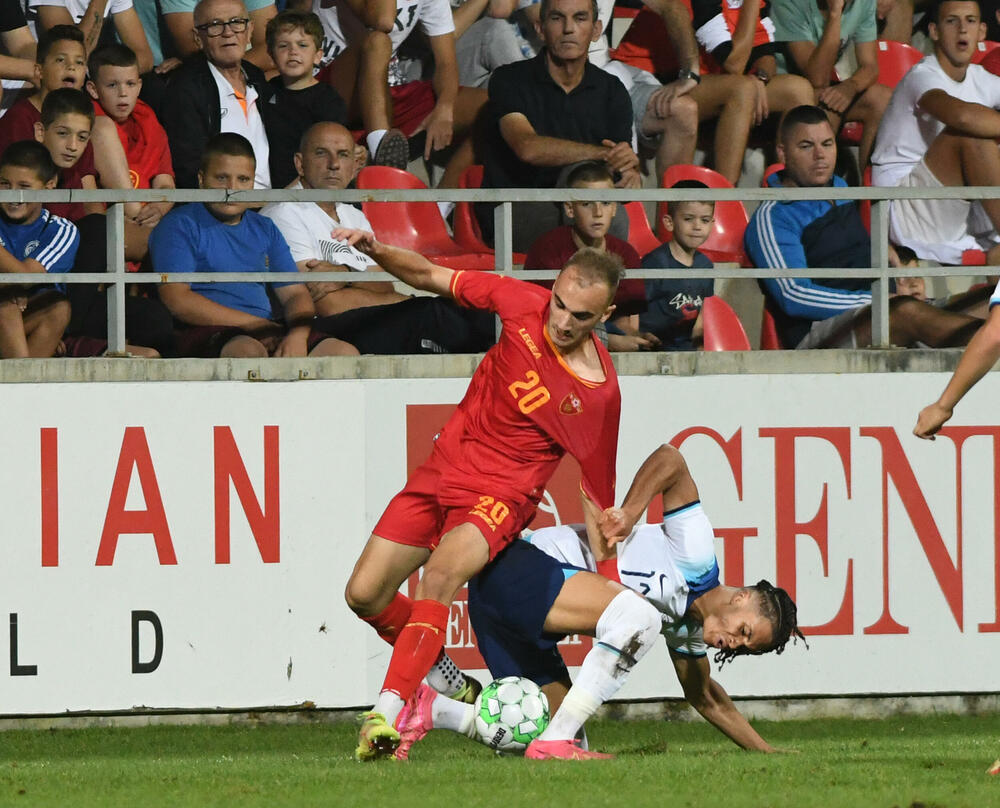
[391, 444, 806, 760]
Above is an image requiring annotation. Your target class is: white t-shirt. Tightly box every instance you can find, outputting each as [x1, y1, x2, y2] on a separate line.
[588, 0, 614, 68]
[28, 0, 132, 21]
[208, 62, 271, 189]
[872, 55, 1000, 187]
[314, 0, 454, 84]
[261, 187, 378, 271]
[527, 502, 719, 657]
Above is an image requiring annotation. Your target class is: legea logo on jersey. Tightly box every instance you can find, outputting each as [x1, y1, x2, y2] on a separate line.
[406, 403, 592, 669]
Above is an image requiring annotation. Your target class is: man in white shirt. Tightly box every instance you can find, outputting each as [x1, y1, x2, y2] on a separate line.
[871, 0, 1000, 265]
[160, 0, 275, 188]
[30, 0, 154, 72]
[262, 121, 494, 352]
[261, 122, 408, 317]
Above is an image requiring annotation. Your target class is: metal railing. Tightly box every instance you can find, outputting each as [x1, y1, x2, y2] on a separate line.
[2, 184, 995, 354]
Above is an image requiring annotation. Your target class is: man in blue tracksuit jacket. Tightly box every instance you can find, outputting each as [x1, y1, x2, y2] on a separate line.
[745, 105, 981, 349]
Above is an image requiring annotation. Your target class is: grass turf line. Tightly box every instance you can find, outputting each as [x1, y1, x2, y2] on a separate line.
[0, 714, 997, 807]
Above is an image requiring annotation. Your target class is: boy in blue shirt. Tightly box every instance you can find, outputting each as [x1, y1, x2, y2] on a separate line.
[150, 132, 357, 358]
[640, 181, 716, 350]
[0, 140, 77, 358]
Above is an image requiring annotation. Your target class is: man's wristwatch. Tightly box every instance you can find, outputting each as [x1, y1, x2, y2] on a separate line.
[677, 68, 701, 84]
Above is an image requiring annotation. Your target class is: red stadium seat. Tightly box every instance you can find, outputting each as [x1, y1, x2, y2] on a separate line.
[356, 166, 496, 270]
[971, 40, 1000, 64]
[761, 163, 784, 187]
[624, 201, 661, 258]
[657, 165, 750, 266]
[453, 165, 527, 264]
[702, 296, 751, 351]
[760, 308, 783, 350]
[838, 40, 923, 145]
[873, 39, 924, 87]
[962, 249, 987, 265]
[860, 164, 872, 234]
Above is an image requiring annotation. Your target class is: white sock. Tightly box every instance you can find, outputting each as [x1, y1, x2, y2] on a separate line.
[431, 695, 477, 738]
[539, 686, 601, 742]
[437, 201, 454, 221]
[426, 651, 466, 698]
[539, 590, 661, 742]
[366, 129, 387, 155]
[374, 691, 405, 726]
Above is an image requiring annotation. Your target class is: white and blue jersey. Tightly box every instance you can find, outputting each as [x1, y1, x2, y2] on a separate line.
[0, 209, 79, 291]
[529, 501, 719, 658]
[467, 501, 721, 684]
[990, 279, 1000, 310]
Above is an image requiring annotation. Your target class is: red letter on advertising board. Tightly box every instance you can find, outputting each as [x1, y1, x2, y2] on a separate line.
[96, 427, 177, 566]
[40, 428, 58, 567]
[214, 426, 280, 564]
[861, 427, 966, 633]
[934, 427, 1000, 633]
[759, 427, 854, 635]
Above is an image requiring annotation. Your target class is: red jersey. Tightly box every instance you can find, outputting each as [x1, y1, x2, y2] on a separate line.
[94, 99, 174, 188]
[430, 270, 621, 513]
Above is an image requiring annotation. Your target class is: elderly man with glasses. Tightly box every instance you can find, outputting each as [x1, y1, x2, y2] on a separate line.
[159, 0, 277, 189]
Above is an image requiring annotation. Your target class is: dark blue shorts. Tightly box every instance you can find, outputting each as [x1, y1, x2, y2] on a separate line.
[467, 539, 584, 686]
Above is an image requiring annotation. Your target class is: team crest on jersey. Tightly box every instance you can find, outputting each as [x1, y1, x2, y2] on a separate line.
[23, 240, 39, 257]
[559, 392, 583, 415]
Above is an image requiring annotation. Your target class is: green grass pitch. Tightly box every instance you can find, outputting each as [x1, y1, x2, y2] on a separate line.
[0, 713, 997, 807]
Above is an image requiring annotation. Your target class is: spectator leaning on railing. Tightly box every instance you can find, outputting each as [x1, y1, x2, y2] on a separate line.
[745, 104, 983, 350]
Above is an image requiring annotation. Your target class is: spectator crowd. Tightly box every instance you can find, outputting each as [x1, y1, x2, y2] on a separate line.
[0, 0, 997, 357]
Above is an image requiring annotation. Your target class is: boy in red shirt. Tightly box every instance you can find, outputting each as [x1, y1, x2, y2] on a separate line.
[524, 161, 657, 352]
[86, 43, 175, 230]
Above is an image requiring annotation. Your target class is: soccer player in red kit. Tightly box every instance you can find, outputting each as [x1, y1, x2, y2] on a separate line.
[335, 228, 623, 761]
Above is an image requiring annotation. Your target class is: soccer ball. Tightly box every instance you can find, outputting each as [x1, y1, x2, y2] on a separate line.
[474, 676, 549, 752]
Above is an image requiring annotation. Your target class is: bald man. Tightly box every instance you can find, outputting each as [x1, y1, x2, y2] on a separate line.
[261, 122, 494, 353]
[262, 122, 408, 317]
[160, 0, 277, 188]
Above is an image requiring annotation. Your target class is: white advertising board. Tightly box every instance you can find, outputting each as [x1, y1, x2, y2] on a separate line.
[0, 372, 997, 714]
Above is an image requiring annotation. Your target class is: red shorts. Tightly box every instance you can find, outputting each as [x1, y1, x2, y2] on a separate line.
[390, 80, 436, 137]
[373, 460, 538, 560]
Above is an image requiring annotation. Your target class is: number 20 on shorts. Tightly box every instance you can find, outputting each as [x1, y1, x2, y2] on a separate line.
[508, 370, 551, 415]
[470, 496, 510, 531]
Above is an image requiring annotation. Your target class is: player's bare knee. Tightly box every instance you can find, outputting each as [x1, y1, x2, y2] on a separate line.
[344, 575, 380, 615]
[414, 565, 462, 603]
[595, 590, 661, 673]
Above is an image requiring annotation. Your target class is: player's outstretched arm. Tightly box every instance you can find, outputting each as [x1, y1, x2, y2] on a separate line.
[330, 228, 457, 298]
[670, 651, 775, 752]
[600, 445, 699, 544]
[914, 305, 1000, 440]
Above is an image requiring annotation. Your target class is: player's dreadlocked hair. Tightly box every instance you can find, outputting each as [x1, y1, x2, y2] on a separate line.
[713, 579, 808, 668]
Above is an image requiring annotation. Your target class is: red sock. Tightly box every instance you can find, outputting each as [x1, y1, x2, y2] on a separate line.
[596, 557, 621, 583]
[380, 599, 450, 701]
[360, 592, 413, 645]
